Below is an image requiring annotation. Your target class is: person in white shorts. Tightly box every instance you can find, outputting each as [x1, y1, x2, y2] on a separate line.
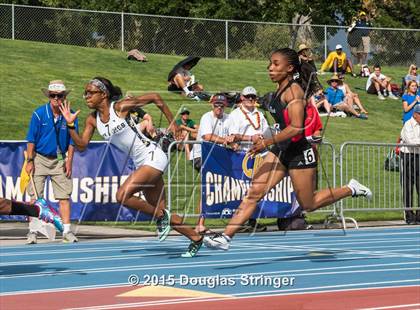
[60, 77, 203, 257]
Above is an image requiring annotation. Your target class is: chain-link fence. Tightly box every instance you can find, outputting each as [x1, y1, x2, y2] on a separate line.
[1, 4, 420, 65]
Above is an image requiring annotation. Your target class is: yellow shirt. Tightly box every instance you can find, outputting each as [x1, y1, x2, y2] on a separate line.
[321, 51, 348, 72]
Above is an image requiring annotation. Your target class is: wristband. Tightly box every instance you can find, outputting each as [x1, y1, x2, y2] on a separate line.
[67, 123, 76, 129]
[26, 158, 34, 163]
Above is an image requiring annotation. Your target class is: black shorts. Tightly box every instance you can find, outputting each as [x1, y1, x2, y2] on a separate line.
[271, 139, 317, 170]
[367, 82, 385, 94]
[329, 66, 346, 74]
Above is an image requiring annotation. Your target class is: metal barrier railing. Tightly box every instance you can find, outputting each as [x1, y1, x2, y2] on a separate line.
[166, 140, 339, 223]
[339, 142, 419, 211]
[167, 140, 420, 229]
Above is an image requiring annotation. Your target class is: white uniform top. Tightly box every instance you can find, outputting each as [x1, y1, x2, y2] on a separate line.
[228, 106, 269, 151]
[96, 102, 168, 171]
[338, 85, 347, 96]
[366, 73, 386, 90]
[190, 111, 230, 160]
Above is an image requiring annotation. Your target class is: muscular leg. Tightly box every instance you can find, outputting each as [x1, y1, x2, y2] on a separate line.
[173, 74, 186, 90]
[336, 102, 359, 117]
[224, 152, 287, 238]
[289, 168, 352, 212]
[116, 166, 166, 216]
[59, 199, 71, 224]
[373, 80, 382, 94]
[316, 98, 331, 114]
[352, 93, 368, 113]
[333, 58, 339, 73]
[142, 176, 202, 242]
[343, 59, 355, 75]
[116, 165, 201, 242]
[0, 198, 39, 216]
[192, 84, 204, 91]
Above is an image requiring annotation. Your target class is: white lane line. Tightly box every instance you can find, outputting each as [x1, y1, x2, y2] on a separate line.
[61, 281, 420, 310]
[234, 237, 420, 247]
[1, 244, 419, 267]
[1, 256, 419, 281]
[234, 242, 420, 260]
[0, 241, 420, 266]
[1, 236, 418, 259]
[2, 261, 419, 296]
[1, 228, 419, 251]
[0, 245, 151, 257]
[357, 304, 420, 310]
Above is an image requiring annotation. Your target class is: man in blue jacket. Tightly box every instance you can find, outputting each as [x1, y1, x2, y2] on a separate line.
[25, 80, 78, 244]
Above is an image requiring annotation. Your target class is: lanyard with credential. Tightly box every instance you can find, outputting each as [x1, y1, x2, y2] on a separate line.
[52, 115, 66, 161]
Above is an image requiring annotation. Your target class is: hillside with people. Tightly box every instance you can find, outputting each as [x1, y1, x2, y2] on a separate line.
[0, 39, 409, 147]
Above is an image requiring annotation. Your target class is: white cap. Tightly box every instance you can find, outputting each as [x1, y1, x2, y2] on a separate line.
[335, 44, 343, 50]
[241, 86, 257, 96]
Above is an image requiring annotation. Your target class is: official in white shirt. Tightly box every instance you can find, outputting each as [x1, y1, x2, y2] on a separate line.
[400, 104, 420, 224]
[190, 94, 230, 233]
[226, 86, 269, 232]
[227, 86, 269, 152]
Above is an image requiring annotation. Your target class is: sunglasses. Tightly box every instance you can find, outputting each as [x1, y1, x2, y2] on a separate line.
[49, 93, 65, 99]
[244, 95, 257, 100]
[83, 90, 102, 98]
[213, 103, 225, 108]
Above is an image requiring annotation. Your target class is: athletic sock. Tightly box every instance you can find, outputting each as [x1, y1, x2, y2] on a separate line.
[10, 201, 39, 217]
[348, 185, 356, 197]
[63, 224, 71, 234]
[222, 233, 232, 242]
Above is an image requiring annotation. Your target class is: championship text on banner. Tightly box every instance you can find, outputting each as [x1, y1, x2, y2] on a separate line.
[0, 141, 151, 221]
[201, 141, 299, 219]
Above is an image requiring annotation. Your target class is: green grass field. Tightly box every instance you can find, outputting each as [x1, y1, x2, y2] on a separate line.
[0, 39, 411, 227]
[0, 38, 407, 143]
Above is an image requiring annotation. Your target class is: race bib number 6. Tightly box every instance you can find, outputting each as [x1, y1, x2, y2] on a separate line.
[303, 148, 316, 164]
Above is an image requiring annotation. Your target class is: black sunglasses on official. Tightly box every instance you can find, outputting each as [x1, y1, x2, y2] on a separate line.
[244, 95, 257, 100]
[49, 93, 65, 99]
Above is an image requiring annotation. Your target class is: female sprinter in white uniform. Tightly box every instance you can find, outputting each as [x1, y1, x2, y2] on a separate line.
[60, 77, 203, 257]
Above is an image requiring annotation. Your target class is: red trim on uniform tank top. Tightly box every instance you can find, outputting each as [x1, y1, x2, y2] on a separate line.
[282, 107, 304, 142]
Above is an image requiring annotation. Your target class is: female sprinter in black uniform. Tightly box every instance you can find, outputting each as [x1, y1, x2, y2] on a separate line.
[204, 48, 372, 250]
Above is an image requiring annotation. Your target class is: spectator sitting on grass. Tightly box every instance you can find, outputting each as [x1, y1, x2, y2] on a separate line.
[320, 44, 357, 77]
[175, 106, 199, 159]
[404, 64, 420, 88]
[325, 74, 367, 119]
[402, 80, 420, 124]
[338, 75, 368, 114]
[366, 64, 399, 100]
[309, 89, 331, 114]
[168, 56, 203, 100]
